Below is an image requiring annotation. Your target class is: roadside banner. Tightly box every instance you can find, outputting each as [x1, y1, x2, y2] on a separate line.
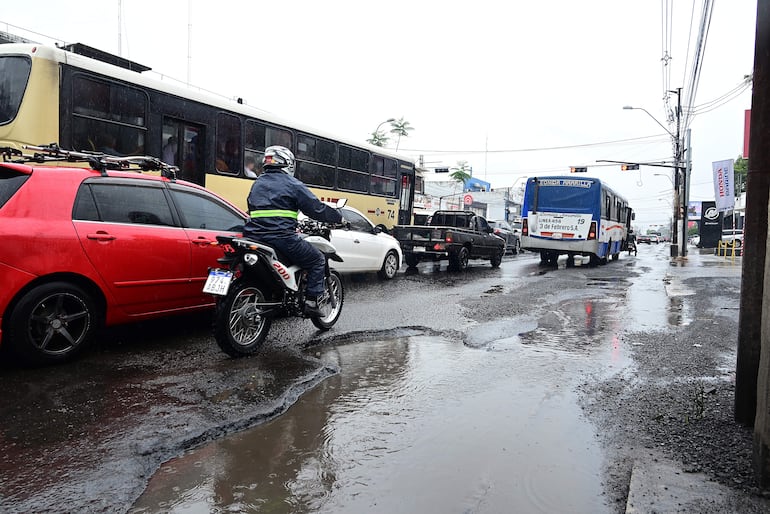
[712, 159, 735, 213]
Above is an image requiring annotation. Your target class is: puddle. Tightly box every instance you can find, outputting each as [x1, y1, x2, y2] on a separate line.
[131, 335, 612, 513]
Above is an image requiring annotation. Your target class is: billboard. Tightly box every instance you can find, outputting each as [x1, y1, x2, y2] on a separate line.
[688, 201, 702, 220]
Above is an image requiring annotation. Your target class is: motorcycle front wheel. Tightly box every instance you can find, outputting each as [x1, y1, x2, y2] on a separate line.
[311, 271, 344, 330]
[213, 281, 272, 357]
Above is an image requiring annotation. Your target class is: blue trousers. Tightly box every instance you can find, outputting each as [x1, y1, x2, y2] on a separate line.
[255, 233, 326, 297]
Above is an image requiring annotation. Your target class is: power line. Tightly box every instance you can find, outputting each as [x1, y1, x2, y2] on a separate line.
[684, 76, 752, 116]
[401, 134, 671, 155]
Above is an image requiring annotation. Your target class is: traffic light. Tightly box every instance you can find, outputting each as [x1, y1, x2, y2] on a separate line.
[570, 166, 588, 173]
[620, 163, 640, 171]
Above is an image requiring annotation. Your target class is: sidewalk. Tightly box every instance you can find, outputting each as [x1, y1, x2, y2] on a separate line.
[625, 455, 740, 513]
[625, 246, 751, 513]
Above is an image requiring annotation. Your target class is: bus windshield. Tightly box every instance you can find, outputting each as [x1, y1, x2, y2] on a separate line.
[524, 178, 600, 214]
[0, 56, 31, 125]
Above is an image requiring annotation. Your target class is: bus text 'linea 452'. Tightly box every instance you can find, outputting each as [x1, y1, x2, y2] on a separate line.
[520, 176, 634, 266]
[0, 41, 418, 230]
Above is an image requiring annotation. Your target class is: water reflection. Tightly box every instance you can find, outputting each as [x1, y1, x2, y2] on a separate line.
[132, 335, 610, 513]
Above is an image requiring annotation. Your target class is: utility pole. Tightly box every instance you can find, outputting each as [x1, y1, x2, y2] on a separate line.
[671, 88, 682, 258]
[681, 128, 691, 257]
[745, 0, 770, 487]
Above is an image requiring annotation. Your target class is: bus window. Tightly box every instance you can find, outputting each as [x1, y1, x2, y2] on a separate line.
[296, 133, 335, 187]
[338, 145, 369, 193]
[71, 75, 146, 155]
[179, 124, 204, 183]
[267, 126, 292, 148]
[215, 113, 241, 175]
[245, 121, 293, 176]
[162, 120, 181, 166]
[370, 156, 397, 197]
[0, 56, 31, 124]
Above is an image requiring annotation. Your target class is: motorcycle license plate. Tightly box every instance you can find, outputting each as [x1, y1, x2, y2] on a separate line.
[203, 269, 233, 295]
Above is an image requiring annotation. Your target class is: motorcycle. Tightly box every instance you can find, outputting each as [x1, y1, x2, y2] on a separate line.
[203, 205, 346, 357]
[626, 237, 638, 256]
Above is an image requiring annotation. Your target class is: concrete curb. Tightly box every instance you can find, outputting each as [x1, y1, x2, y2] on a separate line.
[625, 457, 735, 513]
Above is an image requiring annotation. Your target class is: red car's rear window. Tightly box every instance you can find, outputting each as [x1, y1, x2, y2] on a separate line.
[0, 168, 30, 209]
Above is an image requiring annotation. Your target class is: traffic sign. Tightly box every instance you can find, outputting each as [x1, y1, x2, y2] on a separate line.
[463, 194, 473, 206]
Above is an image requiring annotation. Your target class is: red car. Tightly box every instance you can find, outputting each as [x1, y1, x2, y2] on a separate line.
[0, 155, 247, 364]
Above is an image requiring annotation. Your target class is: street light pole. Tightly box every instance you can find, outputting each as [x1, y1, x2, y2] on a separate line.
[623, 94, 683, 257]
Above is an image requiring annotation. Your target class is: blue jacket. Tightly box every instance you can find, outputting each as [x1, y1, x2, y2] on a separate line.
[244, 169, 342, 237]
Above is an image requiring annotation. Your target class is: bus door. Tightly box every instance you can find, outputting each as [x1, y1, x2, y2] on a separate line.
[398, 166, 415, 225]
[163, 118, 205, 184]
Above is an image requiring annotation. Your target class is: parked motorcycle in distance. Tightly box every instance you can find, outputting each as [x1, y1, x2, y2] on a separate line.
[204, 201, 347, 357]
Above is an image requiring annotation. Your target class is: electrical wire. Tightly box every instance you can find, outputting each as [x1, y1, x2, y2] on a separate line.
[682, 0, 715, 133]
[684, 77, 752, 116]
[401, 134, 671, 155]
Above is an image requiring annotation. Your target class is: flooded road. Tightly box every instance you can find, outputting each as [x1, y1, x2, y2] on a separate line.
[132, 332, 612, 513]
[130, 249, 686, 513]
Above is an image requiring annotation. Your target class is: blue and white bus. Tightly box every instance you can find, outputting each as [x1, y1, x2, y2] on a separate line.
[520, 176, 634, 266]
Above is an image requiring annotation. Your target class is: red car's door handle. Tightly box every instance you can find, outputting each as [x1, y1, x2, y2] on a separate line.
[192, 237, 215, 246]
[87, 231, 116, 241]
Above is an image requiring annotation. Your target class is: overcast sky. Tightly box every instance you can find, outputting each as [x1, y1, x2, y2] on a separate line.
[1, 1, 758, 228]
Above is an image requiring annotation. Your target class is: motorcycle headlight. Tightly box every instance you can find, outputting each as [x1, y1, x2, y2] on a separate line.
[244, 253, 259, 265]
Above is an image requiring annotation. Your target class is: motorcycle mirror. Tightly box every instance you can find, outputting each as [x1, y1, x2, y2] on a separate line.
[335, 198, 347, 209]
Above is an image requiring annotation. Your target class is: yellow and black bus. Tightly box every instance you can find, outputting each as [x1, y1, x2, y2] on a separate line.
[0, 42, 416, 228]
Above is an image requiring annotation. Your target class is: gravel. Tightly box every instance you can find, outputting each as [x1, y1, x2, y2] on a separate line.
[579, 274, 770, 512]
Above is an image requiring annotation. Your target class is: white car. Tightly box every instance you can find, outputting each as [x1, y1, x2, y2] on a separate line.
[328, 206, 403, 280]
[721, 229, 744, 247]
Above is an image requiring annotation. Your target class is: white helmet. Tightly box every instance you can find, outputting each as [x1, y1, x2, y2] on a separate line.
[262, 146, 295, 176]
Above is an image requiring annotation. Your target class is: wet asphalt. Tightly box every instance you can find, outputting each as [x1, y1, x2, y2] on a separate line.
[0, 244, 729, 513]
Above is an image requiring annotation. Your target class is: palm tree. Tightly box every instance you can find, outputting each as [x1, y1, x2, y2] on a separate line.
[449, 160, 472, 186]
[448, 160, 472, 207]
[367, 130, 389, 147]
[389, 117, 414, 150]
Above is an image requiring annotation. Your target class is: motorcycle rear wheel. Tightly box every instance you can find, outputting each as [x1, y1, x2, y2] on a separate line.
[311, 271, 344, 330]
[214, 281, 272, 357]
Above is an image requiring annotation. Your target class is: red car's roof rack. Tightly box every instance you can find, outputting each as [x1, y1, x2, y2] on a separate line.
[1, 143, 178, 180]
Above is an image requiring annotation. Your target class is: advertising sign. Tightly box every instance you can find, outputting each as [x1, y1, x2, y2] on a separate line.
[712, 159, 735, 213]
[699, 201, 722, 248]
[687, 201, 702, 221]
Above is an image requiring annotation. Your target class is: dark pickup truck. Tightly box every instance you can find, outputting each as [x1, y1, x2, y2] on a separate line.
[392, 211, 505, 270]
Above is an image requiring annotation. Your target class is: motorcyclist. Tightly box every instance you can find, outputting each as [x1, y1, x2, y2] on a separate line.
[626, 227, 637, 255]
[243, 145, 343, 316]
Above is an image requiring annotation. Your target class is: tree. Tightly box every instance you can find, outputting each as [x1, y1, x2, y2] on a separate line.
[389, 117, 414, 150]
[449, 160, 472, 186]
[447, 160, 473, 207]
[367, 130, 389, 147]
[735, 155, 748, 194]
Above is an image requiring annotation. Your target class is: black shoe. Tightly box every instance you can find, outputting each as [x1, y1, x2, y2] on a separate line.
[304, 298, 324, 317]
